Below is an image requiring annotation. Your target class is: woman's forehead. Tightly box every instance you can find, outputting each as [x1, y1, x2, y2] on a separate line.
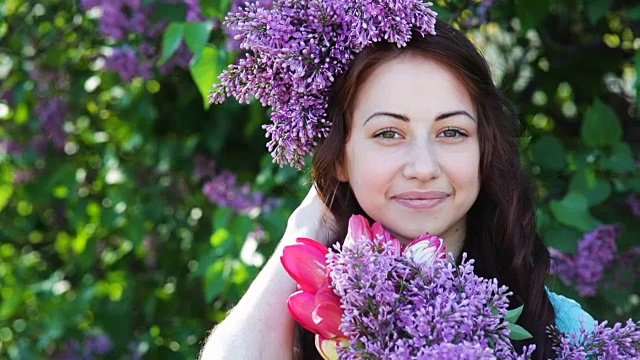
[350, 54, 477, 123]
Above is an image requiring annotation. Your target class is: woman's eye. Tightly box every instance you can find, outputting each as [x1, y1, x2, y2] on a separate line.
[374, 129, 401, 139]
[439, 128, 466, 138]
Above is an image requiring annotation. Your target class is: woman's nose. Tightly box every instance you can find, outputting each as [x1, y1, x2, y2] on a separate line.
[401, 140, 442, 181]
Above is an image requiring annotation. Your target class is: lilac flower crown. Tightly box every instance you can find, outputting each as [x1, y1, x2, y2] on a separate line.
[209, 0, 438, 168]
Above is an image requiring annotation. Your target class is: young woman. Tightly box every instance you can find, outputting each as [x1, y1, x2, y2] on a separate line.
[200, 18, 593, 360]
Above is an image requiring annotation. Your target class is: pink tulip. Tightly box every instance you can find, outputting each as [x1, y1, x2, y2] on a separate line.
[345, 215, 402, 254]
[371, 221, 401, 255]
[403, 232, 446, 265]
[287, 287, 344, 338]
[288, 291, 320, 333]
[281, 237, 329, 292]
[312, 287, 345, 338]
[344, 215, 372, 247]
[281, 237, 345, 340]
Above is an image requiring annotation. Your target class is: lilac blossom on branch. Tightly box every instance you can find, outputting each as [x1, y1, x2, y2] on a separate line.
[210, 0, 438, 168]
[549, 225, 619, 297]
[25, 69, 70, 154]
[549, 319, 640, 358]
[52, 333, 113, 359]
[195, 155, 280, 215]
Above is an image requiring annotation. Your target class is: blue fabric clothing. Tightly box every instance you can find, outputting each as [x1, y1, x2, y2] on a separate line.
[547, 289, 595, 335]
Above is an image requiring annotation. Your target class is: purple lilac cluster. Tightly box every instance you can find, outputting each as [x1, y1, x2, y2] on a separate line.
[29, 68, 71, 153]
[81, 0, 149, 40]
[210, 0, 438, 168]
[185, 0, 205, 21]
[82, 0, 198, 82]
[326, 238, 535, 359]
[195, 155, 279, 214]
[0, 140, 24, 156]
[104, 46, 153, 82]
[224, 0, 274, 52]
[549, 320, 640, 358]
[52, 333, 113, 359]
[549, 225, 619, 297]
[34, 96, 68, 151]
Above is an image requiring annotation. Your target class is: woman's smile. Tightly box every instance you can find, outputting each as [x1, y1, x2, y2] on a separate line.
[391, 190, 450, 210]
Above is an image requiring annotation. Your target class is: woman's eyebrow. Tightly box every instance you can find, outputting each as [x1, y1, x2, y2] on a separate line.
[363, 112, 409, 125]
[363, 110, 476, 126]
[435, 110, 476, 122]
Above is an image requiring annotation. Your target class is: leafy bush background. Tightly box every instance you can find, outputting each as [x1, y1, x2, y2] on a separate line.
[0, 0, 638, 358]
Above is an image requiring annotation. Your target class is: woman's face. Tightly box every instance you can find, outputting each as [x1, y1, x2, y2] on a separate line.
[338, 54, 480, 253]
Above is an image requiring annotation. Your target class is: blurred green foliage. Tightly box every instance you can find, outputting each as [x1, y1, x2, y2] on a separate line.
[0, 0, 638, 358]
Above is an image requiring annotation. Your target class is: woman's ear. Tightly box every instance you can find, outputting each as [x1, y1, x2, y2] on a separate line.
[335, 161, 348, 182]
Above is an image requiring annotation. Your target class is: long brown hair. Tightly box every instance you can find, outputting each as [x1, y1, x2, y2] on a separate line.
[302, 21, 556, 359]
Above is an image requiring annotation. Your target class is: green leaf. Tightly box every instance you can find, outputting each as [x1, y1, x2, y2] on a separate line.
[601, 142, 636, 174]
[585, 0, 612, 24]
[505, 305, 524, 323]
[72, 226, 92, 254]
[210, 228, 230, 248]
[160, 22, 185, 65]
[204, 259, 228, 302]
[0, 184, 13, 213]
[629, 6, 640, 20]
[535, 208, 552, 231]
[201, 0, 233, 18]
[230, 215, 253, 240]
[184, 21, 214, 62]
[516, 0, 551, 30]
[213, 206, 232, 230]
[542, 225, 580, 254]
[530, 135, 566, 172]
[0, 295, 21, 320]
[508, 323, 533, 340]
[580, 99, 622, 148]
[189, 45, 220, 109]
[549, 192, 599, 232]
[624, 178, 640, 192]
[568, 169, 611, 206]
[151, 2, 187, 22]
[600, 279, 631, 306]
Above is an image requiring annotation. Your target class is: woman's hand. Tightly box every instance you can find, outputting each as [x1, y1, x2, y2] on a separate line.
[283, 185, 338, 246]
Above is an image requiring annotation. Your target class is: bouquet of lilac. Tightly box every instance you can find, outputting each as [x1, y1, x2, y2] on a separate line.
[326, 216, 534, 359]
[281, 215, 640, 359]
[282, 215, 534, 359]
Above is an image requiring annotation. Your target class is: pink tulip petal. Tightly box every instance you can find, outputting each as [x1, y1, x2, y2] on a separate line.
[296, 237, 329, 255]
[403, 233, 446, 265]
[314, 285, 342, 306]
[370, 221, 388, 240]
[312, 301, 346, 338]
[288, 291, 322, 334]
[281, 243, 328, 292]
[371, 222, 401, 255]
[345, 215, 372, 247]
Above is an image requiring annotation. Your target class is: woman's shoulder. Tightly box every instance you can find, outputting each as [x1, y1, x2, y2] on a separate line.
[546, 288, 595, 335]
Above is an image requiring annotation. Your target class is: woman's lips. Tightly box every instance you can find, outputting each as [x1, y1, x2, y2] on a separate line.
[392, 191, 449, 209]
